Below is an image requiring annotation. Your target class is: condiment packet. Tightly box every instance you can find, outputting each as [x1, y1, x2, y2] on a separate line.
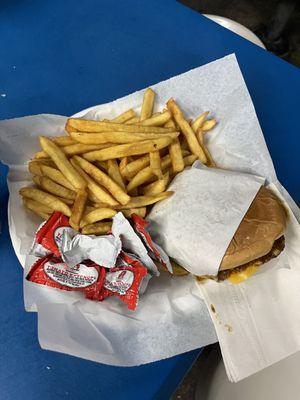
[30, 212, 76, 258]
[112, 212, 159, 276]
[26, 255, 106, 299]
[99, 251, 149, 310]
[60, 229, 122, 269]
[131, 214, 172, 273]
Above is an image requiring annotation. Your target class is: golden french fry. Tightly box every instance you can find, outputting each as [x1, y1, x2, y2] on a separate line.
[81, 221, 112, 235]
[33, 175, 76, 200]
[40, 165, 75, 190]
[74, 156, 130, 205]
[62, 143, 108, 156]
[142, 172, 169, 195]
[167, 99, 207, 163]
[115, 191, 173, 209]
[202, 119, 217, 131]
[121, 155, 150, 179]
[70, 130, 179, 145]
[66, 118, 173, 133]
[140, 88, 155, 121]
[23, 198, 51, 220]
[70, 158, 119, 206]
[164, 119, 177, 129]
[119, 157, 129, 174]
[80, 208, 117, 228]
[197, 129, 216, 167]
[149, 151, 163, 179]
[34, 150, 49, 159]
[191, 111, 209, 132]
[112, 109, 136, 123]
[95, 160, 108, 172]
[125, 116, 140, 124]
[121, 207, 147, 218]
[183, 154, 198, 166]
[169, 138, 184, 173]
[39, 136, 86, 190]
[52, 136, 76, 146]
[83, 136, 175, 161]
[107, 159, 126, 190]
[58, 197, 75, 205]
[127, 154, 172, 192]
[137, 111, 171, 127]
[28, 161, 44, 176]
[20, 187, 71, 216]
[69, 189, 88, 230]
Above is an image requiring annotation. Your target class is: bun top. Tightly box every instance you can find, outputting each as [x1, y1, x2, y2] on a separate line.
[219, 187, 287, 271]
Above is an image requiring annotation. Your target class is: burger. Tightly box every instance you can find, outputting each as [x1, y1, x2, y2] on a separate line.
[170, 186, 287, 284]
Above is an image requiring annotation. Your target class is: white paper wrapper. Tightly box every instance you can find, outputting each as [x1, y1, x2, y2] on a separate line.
[0, 54, 299, 371]
[148, 163, 264, 276]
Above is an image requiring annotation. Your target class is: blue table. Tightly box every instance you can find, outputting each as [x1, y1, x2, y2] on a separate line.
[0, 1, 299, 399]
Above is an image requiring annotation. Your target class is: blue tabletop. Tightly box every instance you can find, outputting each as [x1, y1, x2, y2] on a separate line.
[1, 1, 300, 399]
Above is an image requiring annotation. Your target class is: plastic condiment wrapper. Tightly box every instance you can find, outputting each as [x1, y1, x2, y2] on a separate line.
[111, 212, 159, 276]
[60, 229, 122, 269]
[2, 54, 300, 374]
[131, 214, 172, 273]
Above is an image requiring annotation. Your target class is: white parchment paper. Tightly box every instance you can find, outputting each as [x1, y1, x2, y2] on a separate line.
[1, 54, 299, 372]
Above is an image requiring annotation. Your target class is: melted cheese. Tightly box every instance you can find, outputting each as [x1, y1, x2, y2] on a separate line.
[228, 265, 259, 284]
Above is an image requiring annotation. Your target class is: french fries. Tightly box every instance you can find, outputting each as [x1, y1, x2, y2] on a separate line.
[69, 189, 88, 230]
[70, 130, 179, 145]
[21, 87, 218, 236]
[33, 175, 76, 200]
[142, 172, 169, 195]
[107, 159, 126, 190]
[39, 136, 86, 190]
[149, 151, 163, 179]
[114, 191, 173, 209]
[83, 136, 175, 161]
[73, 156, 130, 205]
[167, 99, 207, 163]
[80, 208, 117, 228]
[140, 88, 155, 121]
[20, 187, 71, 216]
[81, 221, 112, 235]
[66, 118, 173, 133]
[23, 198, 52, 220]
[70, 158, 119, 206]
[112, 109, 135, 123]
[40, 165, 75, 190]
[169, 138, 184, 173]
[191, 111, 209, 132]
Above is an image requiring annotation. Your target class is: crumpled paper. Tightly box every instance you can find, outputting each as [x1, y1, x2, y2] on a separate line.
[148, 163, 264, 276]
[0, 54, 299, 372]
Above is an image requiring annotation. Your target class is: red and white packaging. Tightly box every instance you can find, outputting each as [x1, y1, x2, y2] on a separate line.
[99, 251, 149, 310]
[30, 212, 76, 258]
[131, 214, 173, 273]
[26, 255, 106, 300]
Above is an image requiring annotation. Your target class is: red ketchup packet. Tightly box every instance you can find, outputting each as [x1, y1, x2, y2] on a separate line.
[100, 251, 148, 310]
[131, 214, 173, 273]
[30, 212, 76, 258]
[26, 255, 106, 299]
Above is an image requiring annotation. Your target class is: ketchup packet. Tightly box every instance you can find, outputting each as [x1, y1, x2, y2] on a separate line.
[26, 255, 106, 299]
[100, 251, 148, 310]
[131, 214, 173, 273]
[30, 212, 76, 258]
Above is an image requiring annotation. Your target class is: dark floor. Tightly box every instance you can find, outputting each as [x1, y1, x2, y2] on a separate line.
[172, 1, 299, 399]
[179, 0, 300, 67]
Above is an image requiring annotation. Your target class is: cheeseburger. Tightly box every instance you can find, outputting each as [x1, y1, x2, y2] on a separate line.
[172, 186, 287, 283]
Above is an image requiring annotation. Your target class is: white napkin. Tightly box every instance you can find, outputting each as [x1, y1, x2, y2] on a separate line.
[148, 163, 264, 276]
[198, 184, 300, 382]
